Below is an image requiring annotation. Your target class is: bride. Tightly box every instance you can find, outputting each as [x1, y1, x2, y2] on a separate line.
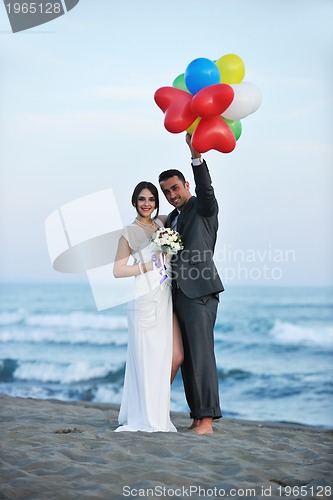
[113, 181, 183, 432]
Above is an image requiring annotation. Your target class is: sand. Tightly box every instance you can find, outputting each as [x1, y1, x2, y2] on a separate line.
[0, 395, 332, 500]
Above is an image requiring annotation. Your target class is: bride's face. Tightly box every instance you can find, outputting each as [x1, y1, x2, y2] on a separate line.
[136, 188, 156, 219]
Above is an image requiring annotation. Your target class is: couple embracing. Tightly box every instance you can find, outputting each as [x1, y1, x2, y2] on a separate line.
[113, 134, 223, 435]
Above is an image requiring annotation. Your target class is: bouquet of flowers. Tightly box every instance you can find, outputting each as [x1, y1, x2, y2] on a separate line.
[150, 227, 184, 285]
[151, 227, 184, 255]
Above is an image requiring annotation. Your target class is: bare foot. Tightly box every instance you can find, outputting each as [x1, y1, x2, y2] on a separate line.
[188, 419, 200, 430]
[193, 417, 213, 435]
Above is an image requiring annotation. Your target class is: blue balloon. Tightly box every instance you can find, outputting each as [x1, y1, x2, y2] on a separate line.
[184, 58, 220, 95]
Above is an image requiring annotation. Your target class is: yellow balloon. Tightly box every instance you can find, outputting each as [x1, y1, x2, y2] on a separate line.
[216, 54, 245, 84]
[187, 117, 201, 134]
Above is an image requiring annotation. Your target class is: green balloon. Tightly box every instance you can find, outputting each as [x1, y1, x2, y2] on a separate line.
[224, 118, 242, 141]
[172, 73, 190, 93]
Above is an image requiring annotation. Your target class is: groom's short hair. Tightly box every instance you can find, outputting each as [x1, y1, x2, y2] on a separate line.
[158, 169, 186, 185]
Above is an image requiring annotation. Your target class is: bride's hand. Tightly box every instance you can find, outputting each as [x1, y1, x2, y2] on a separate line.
[151, 253, 161, 269]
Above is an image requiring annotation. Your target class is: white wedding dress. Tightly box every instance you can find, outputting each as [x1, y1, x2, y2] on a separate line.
[115, 220, 176, 432]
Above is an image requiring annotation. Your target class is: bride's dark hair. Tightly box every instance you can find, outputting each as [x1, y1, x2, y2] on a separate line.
[131, 181, 159, 219]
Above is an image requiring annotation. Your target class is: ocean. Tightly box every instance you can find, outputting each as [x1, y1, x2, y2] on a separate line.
[0, 283, 332, 428]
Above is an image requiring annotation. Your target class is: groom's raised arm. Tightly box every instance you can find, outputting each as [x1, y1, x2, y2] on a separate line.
[186, 133, 218, 217]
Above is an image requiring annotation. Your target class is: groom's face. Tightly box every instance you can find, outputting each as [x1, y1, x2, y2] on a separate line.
[159, 176, 191, 210]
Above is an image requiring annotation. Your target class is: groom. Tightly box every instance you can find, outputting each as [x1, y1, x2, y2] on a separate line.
[159, 133, 223, 434]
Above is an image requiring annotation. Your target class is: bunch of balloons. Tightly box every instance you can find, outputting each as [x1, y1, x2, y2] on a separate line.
[154, 54, 261, 153]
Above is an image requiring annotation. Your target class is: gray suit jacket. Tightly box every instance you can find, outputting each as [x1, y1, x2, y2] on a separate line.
[166, 160, 224, 299]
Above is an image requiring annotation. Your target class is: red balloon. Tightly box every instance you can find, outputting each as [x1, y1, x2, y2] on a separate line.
[154, 87, 197, 133]
[191, 83, 234, 117]
[192, 115, 236, 153]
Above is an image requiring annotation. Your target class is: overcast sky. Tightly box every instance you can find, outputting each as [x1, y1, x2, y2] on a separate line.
[1, 0, 332, 287]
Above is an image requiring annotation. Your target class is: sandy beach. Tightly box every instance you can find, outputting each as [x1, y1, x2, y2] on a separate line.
[0, 395, 332, 500]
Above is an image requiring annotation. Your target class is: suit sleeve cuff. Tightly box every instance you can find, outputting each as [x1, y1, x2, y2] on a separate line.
[192, 157, 203, 166]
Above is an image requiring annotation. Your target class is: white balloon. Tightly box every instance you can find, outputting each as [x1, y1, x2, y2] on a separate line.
[222, 82, 262, 120]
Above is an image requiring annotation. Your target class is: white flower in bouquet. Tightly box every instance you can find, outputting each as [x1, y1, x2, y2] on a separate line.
[151, 227, 184, 255]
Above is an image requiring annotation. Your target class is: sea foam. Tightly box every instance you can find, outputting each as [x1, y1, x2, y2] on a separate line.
[270, 320, 333, 346]
[0, 310, 127, 331]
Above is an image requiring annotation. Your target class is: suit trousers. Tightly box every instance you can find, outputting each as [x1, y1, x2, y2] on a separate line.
[173, 287, 222, 420]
